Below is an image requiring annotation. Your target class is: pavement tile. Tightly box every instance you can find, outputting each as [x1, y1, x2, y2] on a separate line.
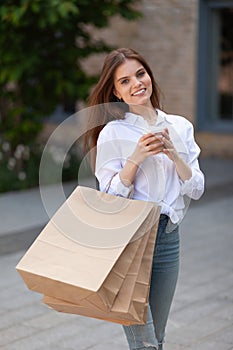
[0, 324, 39, 348]
[4, 318, 122, 350]
[21, 309, 72, 329]
[212, 304, 233, 322]
[214, 325, 233, 345]
[168, 297, 231, 328]
[0, 303, 46, 331]
[0, 286, 42, 312]
[49, 321, 127, 350]
[168, 317, 232, 347]
[189, 340, 233, 350]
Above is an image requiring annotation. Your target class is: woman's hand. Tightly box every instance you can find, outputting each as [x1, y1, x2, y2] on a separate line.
[129, 133, 164, 166]
[119, 133, 163, 187]
[161, 128, 192, 181]
[120, 129, 192, 186]
[160, 128, 180, 161]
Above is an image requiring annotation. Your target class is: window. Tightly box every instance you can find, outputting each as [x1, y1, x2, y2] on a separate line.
[198, 0, 233, 132]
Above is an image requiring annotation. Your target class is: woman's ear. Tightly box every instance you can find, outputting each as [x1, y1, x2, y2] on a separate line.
[113, 89, 121, 100]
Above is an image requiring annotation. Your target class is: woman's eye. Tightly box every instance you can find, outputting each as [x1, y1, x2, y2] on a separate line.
[121, 79, 129, 85]
[138, 70, 145, 77]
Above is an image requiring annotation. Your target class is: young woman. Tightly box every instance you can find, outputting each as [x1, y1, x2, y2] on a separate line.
[84, 48, 205, 350]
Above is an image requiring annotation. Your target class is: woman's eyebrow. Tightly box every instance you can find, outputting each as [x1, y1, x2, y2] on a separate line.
[117, 75, 129, 82]
[117, 67, 144, 82]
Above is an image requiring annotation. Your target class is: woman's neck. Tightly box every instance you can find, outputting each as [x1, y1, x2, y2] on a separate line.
[129, 104, 157, 125]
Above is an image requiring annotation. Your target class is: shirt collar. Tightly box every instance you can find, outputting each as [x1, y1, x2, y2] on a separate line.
[156, 109, 173, 125]
[124, 109, 172, 130]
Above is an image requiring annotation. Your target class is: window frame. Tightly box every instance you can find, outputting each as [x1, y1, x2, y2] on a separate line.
[197, 0, 233, 132]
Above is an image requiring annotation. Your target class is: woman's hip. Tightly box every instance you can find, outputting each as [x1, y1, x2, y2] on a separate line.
[152, 215, 180, 273]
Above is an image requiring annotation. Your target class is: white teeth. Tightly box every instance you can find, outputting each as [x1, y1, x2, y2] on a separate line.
[132, 89, 145, 96]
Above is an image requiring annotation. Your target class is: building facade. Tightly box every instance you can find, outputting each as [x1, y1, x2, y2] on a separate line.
[83, 0, 233, 158]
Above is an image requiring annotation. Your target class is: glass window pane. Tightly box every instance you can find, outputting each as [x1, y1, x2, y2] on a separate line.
[219, 8, 233, 120]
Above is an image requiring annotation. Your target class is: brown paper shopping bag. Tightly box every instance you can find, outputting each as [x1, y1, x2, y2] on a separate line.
[16, 186, 160, 325]
[43, 209, 158, 325]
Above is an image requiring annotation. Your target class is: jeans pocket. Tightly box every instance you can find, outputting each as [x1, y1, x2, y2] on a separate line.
[158, 222, 179, 243]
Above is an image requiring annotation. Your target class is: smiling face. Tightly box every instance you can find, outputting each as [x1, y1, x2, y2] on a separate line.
[113, 59, 153, 109]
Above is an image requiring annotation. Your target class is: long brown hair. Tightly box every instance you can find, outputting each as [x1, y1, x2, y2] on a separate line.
[83, 48, 161, 158]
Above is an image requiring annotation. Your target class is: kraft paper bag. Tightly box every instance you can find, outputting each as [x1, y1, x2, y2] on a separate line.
[43, 213, 158, 325]
[77, 206, 157, 314]
[16, 186, 160, 324]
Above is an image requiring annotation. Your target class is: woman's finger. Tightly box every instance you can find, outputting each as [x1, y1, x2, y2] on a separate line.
[161, 130, 170, 141]
[140, 133, 154, 141]
[146, 141, 164, 153]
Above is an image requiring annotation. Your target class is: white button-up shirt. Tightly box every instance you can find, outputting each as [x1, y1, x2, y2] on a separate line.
[95, 109, 205, 224]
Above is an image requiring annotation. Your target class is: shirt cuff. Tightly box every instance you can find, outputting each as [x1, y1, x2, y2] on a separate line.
[180, 171, 204, 199]
[108, 173, 134, 198]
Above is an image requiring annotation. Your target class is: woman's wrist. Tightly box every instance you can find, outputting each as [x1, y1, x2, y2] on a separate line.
[119, 157, 139, 187]
[127, 156, 140, 168]
[173, 155, 192, 182]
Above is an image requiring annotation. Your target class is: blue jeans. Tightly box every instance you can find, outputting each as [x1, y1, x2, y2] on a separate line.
[123, 215, 180, 350]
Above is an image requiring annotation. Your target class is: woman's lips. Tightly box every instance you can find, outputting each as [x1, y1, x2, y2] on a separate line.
[132, 88, 146, 96]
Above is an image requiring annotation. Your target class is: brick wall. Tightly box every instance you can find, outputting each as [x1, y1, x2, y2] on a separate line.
[82, 0, 198, 123]
[130, 0, 198, 123]
[81, 0, 233, 157]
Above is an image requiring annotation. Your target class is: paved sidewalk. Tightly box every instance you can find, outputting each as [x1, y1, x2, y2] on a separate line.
[0, 157, 233, 349]
[1, 157, 233, 240]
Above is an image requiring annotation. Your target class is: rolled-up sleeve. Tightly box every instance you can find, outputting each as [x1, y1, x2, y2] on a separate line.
[179, 122, 205, 200]
[95, 127, 133, 198]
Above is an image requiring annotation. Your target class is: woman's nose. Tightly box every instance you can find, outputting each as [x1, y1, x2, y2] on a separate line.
[132, 77, 142, 87]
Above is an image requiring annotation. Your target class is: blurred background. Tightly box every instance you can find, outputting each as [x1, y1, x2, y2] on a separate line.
[1, 0, 233, 194]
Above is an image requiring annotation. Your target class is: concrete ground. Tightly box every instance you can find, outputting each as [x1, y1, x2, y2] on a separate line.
[0, 157, 233, 350]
